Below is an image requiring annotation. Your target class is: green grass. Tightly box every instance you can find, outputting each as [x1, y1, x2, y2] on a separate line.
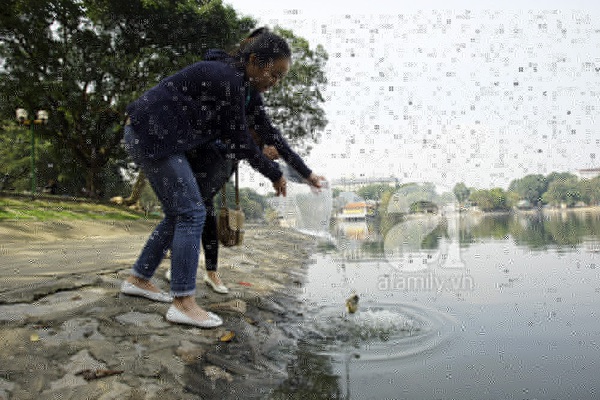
[0, 197, 156, 221]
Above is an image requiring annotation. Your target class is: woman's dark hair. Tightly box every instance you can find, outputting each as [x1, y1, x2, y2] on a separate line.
[232, 27, 292, 66]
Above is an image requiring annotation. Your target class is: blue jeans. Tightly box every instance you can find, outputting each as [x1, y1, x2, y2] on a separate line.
[124, 125, 205, 297]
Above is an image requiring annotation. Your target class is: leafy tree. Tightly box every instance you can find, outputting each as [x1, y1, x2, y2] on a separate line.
[542, 176, 582, 207]
[1, 1, 328, 200]
[505, 190, 520, 208]
[469, 188, 510, 212]
[385, 182, 440, 214]
[452, 182, 470, 205]
[0, 122, 57, 192]
[409, 200, 438, 214]
[239, 187, 269, 221]
[1, 0, 254, 196]
[357, 183, 393, 201]
[489, 187, 511, 211]
[545, 172, 578, 187]
[376, 182, 443, 237]
[508, 174, 547, 205]
[218, 184, 268, 221]
[579, 176, 600, 206]
[263, 27, 328, 155]
[0, 123, 33, 191]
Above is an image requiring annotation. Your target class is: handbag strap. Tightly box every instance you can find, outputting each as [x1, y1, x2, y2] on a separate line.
[234, 162, 240, 209]
[221, 162, 240, 209]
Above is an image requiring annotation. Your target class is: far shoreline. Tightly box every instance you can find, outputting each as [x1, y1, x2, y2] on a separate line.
[460, 205, 600, 215]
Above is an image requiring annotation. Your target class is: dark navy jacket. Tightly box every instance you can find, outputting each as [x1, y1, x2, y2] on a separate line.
[203, 50, 312, 179]
[125, 51, 282, 182]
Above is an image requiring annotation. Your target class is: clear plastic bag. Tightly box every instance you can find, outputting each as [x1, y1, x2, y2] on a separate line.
[276, 162, 333, 238]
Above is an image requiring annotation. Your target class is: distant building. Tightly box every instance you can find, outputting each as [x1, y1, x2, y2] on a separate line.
[337, 201, 376, 221]
[516, 199, 533, 210]
[330, 176, 399, 192]
[578, 168, 600, 180]
[333, 191, 364, 212]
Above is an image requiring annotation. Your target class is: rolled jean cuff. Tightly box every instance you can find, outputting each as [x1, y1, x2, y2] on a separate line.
[170, 288, 196, 298]
[130, 268, 154, 281]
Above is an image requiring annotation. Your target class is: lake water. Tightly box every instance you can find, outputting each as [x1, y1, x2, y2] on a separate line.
[272, 210, 600, 400]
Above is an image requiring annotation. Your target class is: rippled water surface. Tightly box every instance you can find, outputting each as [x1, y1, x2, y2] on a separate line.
[272, 211, 600, 399]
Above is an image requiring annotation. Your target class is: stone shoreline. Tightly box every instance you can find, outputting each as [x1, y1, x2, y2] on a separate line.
[0, 220, 318, 399]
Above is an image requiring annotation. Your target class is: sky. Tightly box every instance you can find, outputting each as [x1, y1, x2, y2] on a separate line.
[224, 0, 600, 192]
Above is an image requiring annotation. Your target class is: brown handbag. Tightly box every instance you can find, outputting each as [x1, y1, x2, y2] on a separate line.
[217, 164, 245, 247]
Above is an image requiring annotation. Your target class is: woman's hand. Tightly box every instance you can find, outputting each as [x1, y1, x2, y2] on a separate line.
[263, 145, 279, 160]
[306, 173, 326, 189]
[273, 176, 287, 197]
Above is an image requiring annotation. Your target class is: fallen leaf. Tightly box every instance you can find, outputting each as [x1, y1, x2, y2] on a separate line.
[244, 316, 257, 325]
[220, 331, 235, 342]
[238, 281, 252, 287]
[29, 333, 40, 342]
[70, 295, 82, 301]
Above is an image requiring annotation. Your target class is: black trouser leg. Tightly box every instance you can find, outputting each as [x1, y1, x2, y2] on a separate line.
[189, 144, 235, 273]
[202, 200, 219, 271]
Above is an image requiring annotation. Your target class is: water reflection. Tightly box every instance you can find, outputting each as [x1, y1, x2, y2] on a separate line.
[271, 210, 600, 399]
[335, 210, 600, 259]
[510, 211, 600, 250]
[334, 219, 382, 260]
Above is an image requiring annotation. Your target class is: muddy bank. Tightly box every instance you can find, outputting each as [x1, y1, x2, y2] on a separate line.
[0, 220, 319, 399]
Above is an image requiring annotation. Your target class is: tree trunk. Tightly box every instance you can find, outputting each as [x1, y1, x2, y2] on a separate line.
[123, 171, 146, 206]
[85, 166, 102, 199]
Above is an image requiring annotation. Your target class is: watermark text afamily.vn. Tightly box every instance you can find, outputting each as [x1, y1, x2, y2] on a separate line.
[378, 272, 475, 292]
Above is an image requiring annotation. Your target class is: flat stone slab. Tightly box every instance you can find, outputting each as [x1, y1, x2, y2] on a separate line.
[36, 318, 105, 344]
[115, 311, 170, 329]
[0, 287, 109, 323]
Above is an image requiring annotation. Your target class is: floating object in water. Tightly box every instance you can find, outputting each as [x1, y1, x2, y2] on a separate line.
[346, 293, 359, 314]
